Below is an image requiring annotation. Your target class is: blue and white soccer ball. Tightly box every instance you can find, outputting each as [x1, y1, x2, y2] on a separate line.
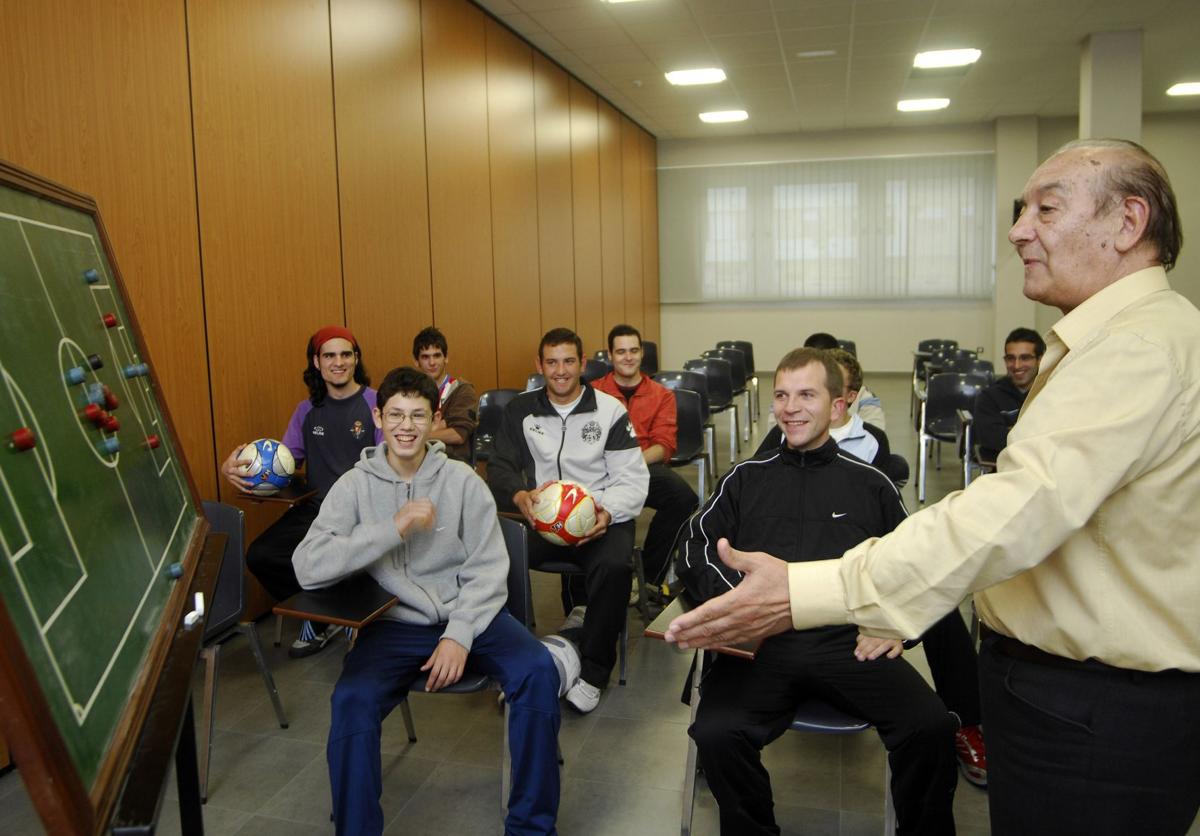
[236, 438, 295, 496]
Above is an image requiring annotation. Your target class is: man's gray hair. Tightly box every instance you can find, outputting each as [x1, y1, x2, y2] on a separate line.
[1056, 138, 1183, 271]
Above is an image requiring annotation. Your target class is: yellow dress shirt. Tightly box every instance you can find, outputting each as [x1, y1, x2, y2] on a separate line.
[789, 266, 1200, 672]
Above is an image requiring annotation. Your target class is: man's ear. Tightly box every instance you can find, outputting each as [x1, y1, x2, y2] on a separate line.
[830, 395, 848, 423]
[1113, 195, 1151, 255]
[844, 388, 859, 407]
[372, 407, 383, 430]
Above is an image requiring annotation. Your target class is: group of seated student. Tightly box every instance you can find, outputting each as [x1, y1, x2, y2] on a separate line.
[222, 322, 991, 835]
[973, 327, 1045, 463]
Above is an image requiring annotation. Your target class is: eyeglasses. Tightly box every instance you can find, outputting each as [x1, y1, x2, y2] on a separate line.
[382, 410, 430, 427]
[1003, 354, 1038, 363]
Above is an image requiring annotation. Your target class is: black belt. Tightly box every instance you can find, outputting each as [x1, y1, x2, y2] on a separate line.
[979, 625, 1191, 679]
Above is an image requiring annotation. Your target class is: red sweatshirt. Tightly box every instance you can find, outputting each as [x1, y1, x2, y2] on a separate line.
[593, 372, 678, 462]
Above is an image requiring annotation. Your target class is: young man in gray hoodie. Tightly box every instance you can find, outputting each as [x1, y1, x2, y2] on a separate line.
[293, 367, 560, 836]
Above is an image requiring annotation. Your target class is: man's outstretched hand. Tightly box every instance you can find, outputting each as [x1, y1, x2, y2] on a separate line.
[664, 538, 793, 649]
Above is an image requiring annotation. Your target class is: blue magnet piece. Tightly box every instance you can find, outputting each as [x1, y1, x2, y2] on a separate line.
[123, 364, 142, 379]
[65, 366, 86, 385]
[83, 268, 100, 284]
[167, 562, 183, 579]
[86, 383, 105, 405]
[98, 437, 120, 455]
[139, 363, 149, 377]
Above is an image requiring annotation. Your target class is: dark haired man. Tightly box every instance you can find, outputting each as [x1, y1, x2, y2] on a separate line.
[593, 324, 698, 589]
[678, 348, 956, 835]
[973, 327, 1045, 462]
[294, 366, 560, 836]
[221, 325, 381, 657]
[412, 326, 477, 462]
[669, 140, 1200, 834]
[488, 328, 649, 713]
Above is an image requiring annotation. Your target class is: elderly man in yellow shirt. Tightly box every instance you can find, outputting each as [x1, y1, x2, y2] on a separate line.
[667, 139, 1200, 836]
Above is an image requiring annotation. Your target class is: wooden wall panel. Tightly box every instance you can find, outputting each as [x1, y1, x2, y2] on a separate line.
[533, 54, 576, 337]
[620, 116, 644, 331]
[331, 0, 433, 369]
[0, 0, 213, 497]
[422, 0, 497, 390]
[486, 21, 541, 389]
[569, 80, 604, 356]
[597, 100, 625, 339]
[188, 0, 343, 507]
[641, 129, 661, 343]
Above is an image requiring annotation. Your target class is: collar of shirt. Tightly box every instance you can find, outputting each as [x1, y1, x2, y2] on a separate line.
[1050, 266, 1169, 350]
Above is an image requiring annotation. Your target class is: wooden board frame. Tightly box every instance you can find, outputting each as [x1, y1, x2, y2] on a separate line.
[0, 159, 209, 835]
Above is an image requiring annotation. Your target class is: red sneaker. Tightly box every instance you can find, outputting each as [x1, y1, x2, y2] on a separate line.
[955, 725, 987, 787]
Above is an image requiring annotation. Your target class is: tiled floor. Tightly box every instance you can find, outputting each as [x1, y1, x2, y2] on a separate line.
[0, 370, 1155, 834]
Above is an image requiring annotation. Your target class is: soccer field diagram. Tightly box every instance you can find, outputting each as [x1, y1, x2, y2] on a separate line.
[0, 178, 199, 789]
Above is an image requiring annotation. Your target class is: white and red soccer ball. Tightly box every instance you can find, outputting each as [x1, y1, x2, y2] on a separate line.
[532, 481, 597, 546]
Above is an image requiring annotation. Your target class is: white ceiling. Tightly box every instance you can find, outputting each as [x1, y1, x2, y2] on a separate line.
[473, 0, 1200, 139]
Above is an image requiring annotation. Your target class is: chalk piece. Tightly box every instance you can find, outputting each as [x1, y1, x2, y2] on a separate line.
[87, 354, 103, 370]
[9, 428, 35, 451]
[183, 610, 201, 630]
[65, 366, 86, 385]
[98, 437, 119, 455]
[83, 268, 100, 284]
[167, 562, 184, 579]
[102, 313, 118, 328]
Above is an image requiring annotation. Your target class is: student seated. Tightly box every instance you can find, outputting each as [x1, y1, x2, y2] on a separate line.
[974, 327, 1045, 463]
[803, 332, 885, 429]
[412, 325, 479, 462]
[293, 367, 560, 836]
[677, 348, 957, 835]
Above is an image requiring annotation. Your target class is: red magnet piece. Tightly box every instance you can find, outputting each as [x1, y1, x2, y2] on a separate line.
[103, 386, 119, 411]
[82, 404, 103, 424]
[146, 434, 161, 450]
[103, 416, 120, 433]
[10, 428, 36, 451]
[102, 313, 118, 328]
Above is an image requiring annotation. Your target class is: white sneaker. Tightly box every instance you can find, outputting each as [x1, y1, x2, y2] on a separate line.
[560, 605, 586, 632]
[540, 634, 582, 697]
[565, 680, 601, 714]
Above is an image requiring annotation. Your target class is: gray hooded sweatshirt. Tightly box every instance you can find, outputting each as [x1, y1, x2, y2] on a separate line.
[292, 441, 507, 652]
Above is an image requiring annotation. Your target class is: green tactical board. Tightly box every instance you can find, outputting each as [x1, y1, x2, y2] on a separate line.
[0, 175, 199, 790]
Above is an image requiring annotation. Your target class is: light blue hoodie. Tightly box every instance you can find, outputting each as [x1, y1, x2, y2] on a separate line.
[292, 441, 507, 652]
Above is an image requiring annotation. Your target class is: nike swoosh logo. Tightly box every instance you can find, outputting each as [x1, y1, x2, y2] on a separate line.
[831, 512, 847, 519]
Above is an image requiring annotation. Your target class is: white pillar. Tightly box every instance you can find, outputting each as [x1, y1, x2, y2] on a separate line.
[994, 116, 1039, 356]
[1080, 30, 1142, 142]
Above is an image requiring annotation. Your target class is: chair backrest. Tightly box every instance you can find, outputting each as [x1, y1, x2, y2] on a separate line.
[884, 453, 909, 487]
[582, 358, 611, 383]
[959, 359, 994, 382]
[474, 388, 519, 463]
[836, 339, 857, 356]
[703, 348, 747, 387]
[715, 340, 755, 376]
[593, 349, 610, 363]
[640, 340, 659, 375]
[684, 358, 733, 408]
[670, 388, 705, 462]
[654, 370, 710, 419]
[498, 515, 534, 629]
[925, 373, 986, 434]
[201, 501, 246, 642]
[525, 372, 545, 391]
[917, 338, 958, 353]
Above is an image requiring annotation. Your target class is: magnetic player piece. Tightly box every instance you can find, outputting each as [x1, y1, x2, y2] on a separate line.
[146, 434, 161, 450]
[82, 404, 103, 424]
[97, 437, 119, 455]
[87, 353, 103, 370]
[82, 268, 100, 284]
[65, 366, 86, 385]
[103, 386, 119, 411]
[103, 416, 120, 433]
[86, 383, 105, 405]
[9, 428, 36, 451]
[102, 313, 118, 328]
[167, 562, 184, 579]
[123, 362, 149, 379]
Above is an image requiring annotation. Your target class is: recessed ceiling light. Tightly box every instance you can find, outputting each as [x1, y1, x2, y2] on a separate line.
[699, 110, 748, 123]
[897, 98, 950, 112]
[665, 68, 727, 86]
[914, 48, 981, 69]
[602, 0, 646, 4]
[1167, 82, 1200, 96]
[796, 49, 837, 59]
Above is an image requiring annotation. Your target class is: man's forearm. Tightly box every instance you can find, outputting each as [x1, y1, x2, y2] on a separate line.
[643, 444, 666, 465]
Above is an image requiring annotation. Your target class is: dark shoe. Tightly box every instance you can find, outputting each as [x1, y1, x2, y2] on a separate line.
[288, 622, 343, 658]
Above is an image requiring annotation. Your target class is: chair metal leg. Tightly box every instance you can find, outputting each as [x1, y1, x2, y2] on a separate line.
[241, 623, 288, 729]
[199, 644, 220, 803]
[681, 652, 703, 836]
[728, 408, 738, 464]
[704, 426, 717, 484]
[632, 549, 651, 626]
[399, 698, 417, 742]
[274, 613, 283, 647]
[918, 431, 928, 503]
[694, 458, 707, 506]
[741, 391, 752, 442]
[749, 376, 760, 423]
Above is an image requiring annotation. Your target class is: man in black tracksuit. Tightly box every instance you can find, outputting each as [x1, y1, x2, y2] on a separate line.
[677, 348, 956, 835]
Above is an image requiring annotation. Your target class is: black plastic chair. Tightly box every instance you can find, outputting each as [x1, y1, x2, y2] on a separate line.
[837, 339, 858, 356]
[684, 357, 739, 466]
[916, 373, 987, 502]
[593, 349, 611, 363]
[525, 373, 545, 391]
[956, 358, 995, 383]
[640, 341, 660, 375]
[911, 339, 960, 419]
[655, 370, 716, 485]
[199, 501, 288, 803]
[715, 340, 758, 423]
[473, 388, 520, 465]
[668, 388, 709, 503]
[704, 348, 752, 443]
[583, 358, 611, 384]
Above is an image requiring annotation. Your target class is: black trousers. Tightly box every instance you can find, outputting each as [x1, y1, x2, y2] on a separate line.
[921, 608, 982, 727]
[691, 627, 957, 836]
[245, 500, 319, 602]
[641, 463, 698, 585]
[529, 520, 633, 689]
[979, 634, 1200, 836]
